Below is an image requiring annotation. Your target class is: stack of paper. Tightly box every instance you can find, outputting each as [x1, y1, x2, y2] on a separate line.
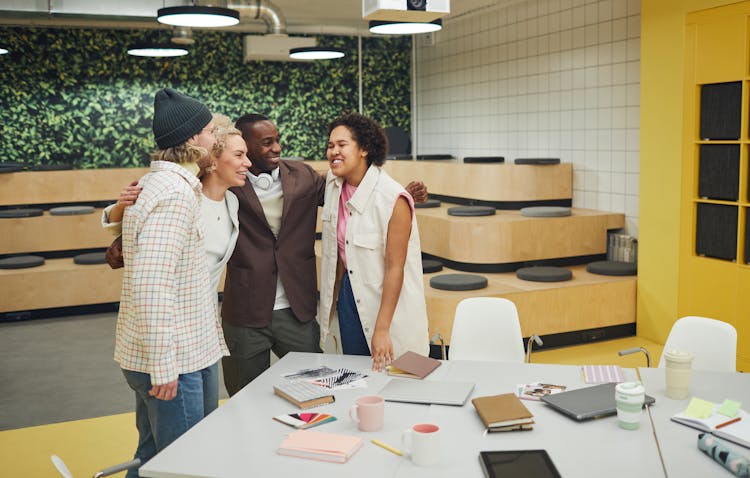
[471, 393, 535, 432]
[273, 380, 335, 409]
[582, 365, 624, 383]
[277, 430, 363, 463]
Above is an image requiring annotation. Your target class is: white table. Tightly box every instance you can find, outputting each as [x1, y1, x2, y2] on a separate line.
[639, 367, 750, 477]
[139, 353, 666, 478]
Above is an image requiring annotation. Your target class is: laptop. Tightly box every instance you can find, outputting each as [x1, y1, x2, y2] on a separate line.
[378, 378, 475, 406]
[540, 382, 655, 421]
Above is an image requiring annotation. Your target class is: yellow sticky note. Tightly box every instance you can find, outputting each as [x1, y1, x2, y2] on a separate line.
[718, 399, 742, 418]
[684, 397, 715, 419]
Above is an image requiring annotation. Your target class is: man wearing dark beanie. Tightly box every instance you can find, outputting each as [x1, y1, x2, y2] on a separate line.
[115, 87, 228, 477]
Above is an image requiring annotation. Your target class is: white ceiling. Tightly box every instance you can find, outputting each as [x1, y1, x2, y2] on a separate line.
[0, 0, 515, 35]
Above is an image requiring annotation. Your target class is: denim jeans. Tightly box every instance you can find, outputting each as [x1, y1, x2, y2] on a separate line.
[337, 273, 371, 356]
[121, 362, 219, 478]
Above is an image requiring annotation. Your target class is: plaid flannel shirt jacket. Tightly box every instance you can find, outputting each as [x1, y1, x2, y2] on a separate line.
[115, 161, 228, 385]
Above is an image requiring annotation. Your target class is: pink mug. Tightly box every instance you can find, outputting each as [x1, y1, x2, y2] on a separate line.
[349, 395, 384, 431]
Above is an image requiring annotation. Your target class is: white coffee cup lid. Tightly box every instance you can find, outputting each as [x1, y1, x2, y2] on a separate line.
[616, 381, 645, 395]
[664, 350, 694, 362]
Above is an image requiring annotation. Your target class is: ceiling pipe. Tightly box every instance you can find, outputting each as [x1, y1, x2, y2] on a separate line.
[228, 0, 287, 35]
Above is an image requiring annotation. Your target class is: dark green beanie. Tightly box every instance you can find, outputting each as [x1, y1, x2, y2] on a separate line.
[152, 88, 212, 149]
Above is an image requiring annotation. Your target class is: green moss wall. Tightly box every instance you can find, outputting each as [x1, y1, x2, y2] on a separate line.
[0, 27, 411, 168]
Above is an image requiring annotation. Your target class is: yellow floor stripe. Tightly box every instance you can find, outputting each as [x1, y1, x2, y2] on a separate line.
[3, 340, 665, 477]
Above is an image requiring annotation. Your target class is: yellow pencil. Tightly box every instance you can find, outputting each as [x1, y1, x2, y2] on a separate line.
[371, 439, 404, 456]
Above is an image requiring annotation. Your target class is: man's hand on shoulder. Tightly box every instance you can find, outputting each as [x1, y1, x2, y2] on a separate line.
[405, 181, 428, 203]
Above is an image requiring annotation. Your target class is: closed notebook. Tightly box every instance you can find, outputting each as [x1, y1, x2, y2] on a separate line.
[387, 351, 441, 379]
[277, 430, 363, 463]
[672, 405, 750, 449]
[273, 380, 335, 409]
[472, 393, 535, 430]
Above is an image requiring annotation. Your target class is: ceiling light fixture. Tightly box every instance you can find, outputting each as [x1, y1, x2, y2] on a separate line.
[127, 44, 190, 58]
[157, 5, 240, 28]
[369, 19, 442, 35]
[289, 46, 345, 60]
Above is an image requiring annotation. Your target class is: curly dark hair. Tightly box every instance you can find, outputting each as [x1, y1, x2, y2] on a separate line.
[327, 113, 388, 166]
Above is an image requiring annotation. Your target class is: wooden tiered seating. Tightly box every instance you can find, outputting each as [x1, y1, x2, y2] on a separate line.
[1, 168, 142, 318]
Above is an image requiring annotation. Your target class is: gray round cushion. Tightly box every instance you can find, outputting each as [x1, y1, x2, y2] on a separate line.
[422, 259, 444, 274]
[429, 273, 488, 291]
[0, 208, 44, 218]
[0, 163, 24, 173]
[586, 260, 637, 276]
[515, 158, 561, 165]
[463, 156, 505, 163]
[0, 255, 46, 269]
[521, 206, 572, 217]
[74, 252, 107, 265]
[417, 154, 454, 160]
[415, 198, 441, 209]
[516, 266, 572, 282]
[49, 205, 95, 216]
[447, 206, 496, 217]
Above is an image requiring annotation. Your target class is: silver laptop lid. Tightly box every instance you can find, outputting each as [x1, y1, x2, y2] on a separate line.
[540, 382, 655, 421]
[378, 379, 475, 406]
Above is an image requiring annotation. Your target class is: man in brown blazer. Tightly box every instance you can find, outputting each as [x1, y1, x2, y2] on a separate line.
[221, 114, 425, 395]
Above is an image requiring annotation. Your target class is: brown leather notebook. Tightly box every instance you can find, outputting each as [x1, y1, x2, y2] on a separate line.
[471, 393, 535, 430]
[386, 351, 441, 379]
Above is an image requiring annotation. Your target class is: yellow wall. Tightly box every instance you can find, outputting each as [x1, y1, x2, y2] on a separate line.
[641, 0, 749, 371]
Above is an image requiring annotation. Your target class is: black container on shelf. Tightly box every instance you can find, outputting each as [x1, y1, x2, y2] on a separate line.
[699, 81, 742, 140]
[698, 144, 739, 200]
[696, 203, 737, 261]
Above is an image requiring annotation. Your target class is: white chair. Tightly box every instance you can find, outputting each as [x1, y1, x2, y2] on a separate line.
[448, 297, 525, 362]
[657, 316, 737, 372]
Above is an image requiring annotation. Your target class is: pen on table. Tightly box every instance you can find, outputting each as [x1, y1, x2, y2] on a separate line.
[371, 439, 403, 456]
[716, 416, 742, 429]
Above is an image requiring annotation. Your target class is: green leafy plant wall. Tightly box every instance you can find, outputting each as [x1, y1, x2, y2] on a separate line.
[0, 27, 411, 168]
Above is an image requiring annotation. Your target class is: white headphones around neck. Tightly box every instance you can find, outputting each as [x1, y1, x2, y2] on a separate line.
[256, 173, 273, 190]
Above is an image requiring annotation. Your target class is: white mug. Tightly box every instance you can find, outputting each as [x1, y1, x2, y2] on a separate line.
[402, 423, 440, 466]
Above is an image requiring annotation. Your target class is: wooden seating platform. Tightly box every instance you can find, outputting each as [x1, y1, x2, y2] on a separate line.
[424, 264, 635, 343]
[383, 160, 572, 206]
[1, 209, 113, 254]
[415, 205, 624, 266]
[0, 258, 123, 313]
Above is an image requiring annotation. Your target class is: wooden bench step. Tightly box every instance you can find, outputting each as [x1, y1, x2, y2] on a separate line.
[424, 264, 636, 343]
[384, 160, 572, 204]
[416, 206, 624, 265]
[1, 209, 114, 255]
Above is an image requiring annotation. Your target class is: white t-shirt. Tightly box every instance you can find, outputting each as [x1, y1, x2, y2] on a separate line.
[201, 194, 233, 292]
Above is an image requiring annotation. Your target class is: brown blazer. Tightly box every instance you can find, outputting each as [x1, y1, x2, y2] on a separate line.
[221, 160, 325, 328]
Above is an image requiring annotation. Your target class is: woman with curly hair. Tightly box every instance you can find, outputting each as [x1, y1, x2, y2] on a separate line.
[317, 113, 429, 371]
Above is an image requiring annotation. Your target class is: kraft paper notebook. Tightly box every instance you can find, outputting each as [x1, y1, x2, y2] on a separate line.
[386, 351, 441, 379]
[472, 393, 535, 431]
[671, 399, 750, 449]
[277, 430, 363, 463]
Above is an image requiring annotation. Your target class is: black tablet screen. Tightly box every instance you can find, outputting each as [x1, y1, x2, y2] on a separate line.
[479, 450, 562, 478]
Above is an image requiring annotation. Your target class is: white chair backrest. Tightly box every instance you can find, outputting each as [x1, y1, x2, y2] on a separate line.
[658, 316, 737, 372]
[449, 297, 525, 362]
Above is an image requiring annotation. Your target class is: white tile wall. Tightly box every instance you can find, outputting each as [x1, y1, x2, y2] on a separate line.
[414, 0, 640, 236]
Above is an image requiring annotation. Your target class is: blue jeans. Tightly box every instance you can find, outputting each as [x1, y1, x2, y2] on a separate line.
[121, 362, 219, 478]
[337, 273, 371, 356]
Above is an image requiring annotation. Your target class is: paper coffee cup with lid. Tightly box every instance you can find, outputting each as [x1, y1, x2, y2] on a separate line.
[663, 350, 694, 400]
